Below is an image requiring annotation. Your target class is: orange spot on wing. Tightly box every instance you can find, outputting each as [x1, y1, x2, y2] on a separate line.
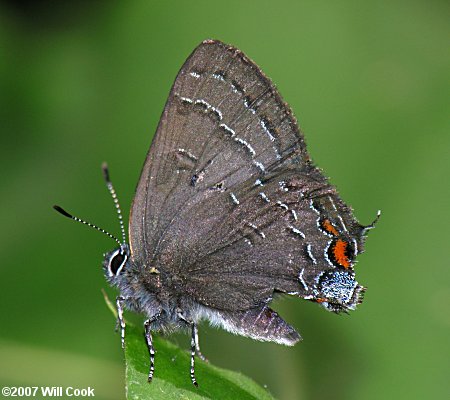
[333, 239, 351, 268]
[322, 219, 339, 236]
[316, 298, 327, 303]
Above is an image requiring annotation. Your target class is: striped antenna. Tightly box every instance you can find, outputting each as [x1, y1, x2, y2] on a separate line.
[102, 162, 127, 244]
[53, 205, 122, 247]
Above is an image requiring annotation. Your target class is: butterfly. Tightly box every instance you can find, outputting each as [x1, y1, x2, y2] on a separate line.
[55, 39, 379, 386]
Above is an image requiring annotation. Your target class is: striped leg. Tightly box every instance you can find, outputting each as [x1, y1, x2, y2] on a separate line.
[177, 312, 203, 386]
[190, 324, 198, 387]
[193, 323, 208, 362]
[116, 296, 126, 348]
[144, 319, 155, 382]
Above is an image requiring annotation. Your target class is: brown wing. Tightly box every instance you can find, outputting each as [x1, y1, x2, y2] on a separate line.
[129, 40, 308, 265]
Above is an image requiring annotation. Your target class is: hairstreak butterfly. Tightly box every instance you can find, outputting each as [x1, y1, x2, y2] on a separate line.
[54, 39, 379, 386]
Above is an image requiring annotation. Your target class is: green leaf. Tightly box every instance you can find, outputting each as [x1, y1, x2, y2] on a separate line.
[124, 324, 276, 400]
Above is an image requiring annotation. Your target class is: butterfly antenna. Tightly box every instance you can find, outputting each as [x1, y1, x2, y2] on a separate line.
[102, 162, 127, 244]
[53, 205, 122, 247]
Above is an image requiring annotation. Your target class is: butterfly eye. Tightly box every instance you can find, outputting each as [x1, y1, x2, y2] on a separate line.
[108, 249, 128, 276]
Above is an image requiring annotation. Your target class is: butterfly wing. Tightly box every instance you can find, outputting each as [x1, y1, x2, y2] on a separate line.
[129, 40, 366, 312]
[130, 40, 307, 263]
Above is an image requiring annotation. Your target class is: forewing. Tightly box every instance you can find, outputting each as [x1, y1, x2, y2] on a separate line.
[129, 40, 308, 265]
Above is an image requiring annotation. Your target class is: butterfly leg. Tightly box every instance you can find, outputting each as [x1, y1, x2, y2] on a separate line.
[178, 312, 201, 386]
[193, 323, 208, 362]
[116, 296, 126, 348]
[143, 312, 162, 383]
[189, 323, 199, 387]
[144, 319, 156, 382]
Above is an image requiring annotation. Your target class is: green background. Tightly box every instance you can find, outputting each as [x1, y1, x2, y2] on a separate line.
[1, 1, 448, 399]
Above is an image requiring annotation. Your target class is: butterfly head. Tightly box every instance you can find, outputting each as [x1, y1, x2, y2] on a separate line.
[103, 243, 130, 284]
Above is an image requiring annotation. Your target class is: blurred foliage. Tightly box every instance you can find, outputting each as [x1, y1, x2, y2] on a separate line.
[1, 1, 449, 399]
